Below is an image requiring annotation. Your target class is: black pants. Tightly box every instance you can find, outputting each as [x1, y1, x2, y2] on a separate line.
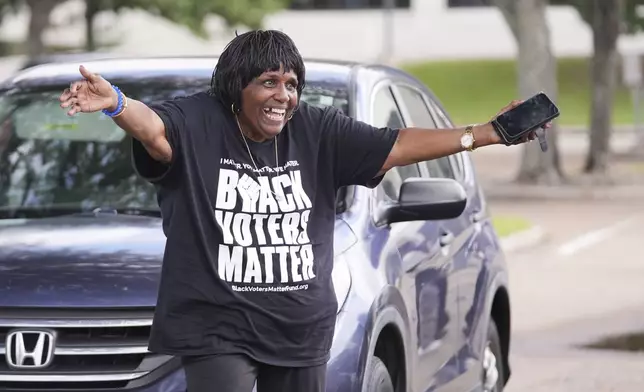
[181, 354, 327, 392]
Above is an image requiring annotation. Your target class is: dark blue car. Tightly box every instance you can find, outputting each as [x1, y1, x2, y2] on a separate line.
[0, 57, 511, 392]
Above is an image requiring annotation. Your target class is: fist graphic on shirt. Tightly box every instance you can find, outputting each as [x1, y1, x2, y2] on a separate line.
[237, 173, 261, 203]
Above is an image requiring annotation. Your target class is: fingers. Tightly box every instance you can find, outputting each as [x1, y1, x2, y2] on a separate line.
[522, 132, 536, 143]
[528, 131, 537, 141]
[59, 88, 71, 102]
[67, 103, 81, 117]
[59, 81, 82, 101]
[61, 98, 81, 116]
[495, 99, 524, 118]
[79, 65, 100, 82]
[59, 85, 79, 115]
[64, 100, 98, 116]
[59, 80, 89, 116]
[61, 96, 80, 116]
[60, 96, 76, 109]
[59, 86, 75, 114]
[508, 99, 522, 108]
[59, 93, 84, 116]
[514, 131, 539, 145]
[70, 81, 83, 94]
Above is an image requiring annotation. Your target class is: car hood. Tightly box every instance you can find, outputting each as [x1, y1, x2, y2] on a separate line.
[0, 215, 359, 309]
[0, 215, 166, 308]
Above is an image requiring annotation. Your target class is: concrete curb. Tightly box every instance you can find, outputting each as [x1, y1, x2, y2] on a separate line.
[500, 226, 547, 254]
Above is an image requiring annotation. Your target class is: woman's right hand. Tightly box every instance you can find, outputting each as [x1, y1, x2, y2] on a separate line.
[59, 65, 117, 116]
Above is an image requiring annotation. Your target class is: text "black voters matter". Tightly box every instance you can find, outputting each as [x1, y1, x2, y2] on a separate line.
[214, 167, 316, 287]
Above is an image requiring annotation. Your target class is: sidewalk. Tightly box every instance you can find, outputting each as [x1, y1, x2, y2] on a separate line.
[561, 124, 640, 134]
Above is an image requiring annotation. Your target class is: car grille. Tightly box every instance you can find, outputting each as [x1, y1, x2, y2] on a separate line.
[0, 307, 178, 390]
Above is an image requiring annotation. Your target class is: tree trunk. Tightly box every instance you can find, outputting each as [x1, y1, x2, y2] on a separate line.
[584, 0, 622, 174]
[24, 0, 59, 59]
[494, 0, 564, 184]
[85, 0, 99, 52]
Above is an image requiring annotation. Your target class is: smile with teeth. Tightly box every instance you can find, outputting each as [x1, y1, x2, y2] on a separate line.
[263, 107, 286, 121]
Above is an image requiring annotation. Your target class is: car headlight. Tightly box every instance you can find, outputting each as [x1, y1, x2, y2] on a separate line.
[332, 254, 352, 314]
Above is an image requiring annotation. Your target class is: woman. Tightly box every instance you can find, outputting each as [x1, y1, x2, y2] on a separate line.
[59, 30, 547, 392]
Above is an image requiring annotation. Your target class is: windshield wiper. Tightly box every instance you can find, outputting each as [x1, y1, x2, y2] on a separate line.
[87, 206, 161, 218]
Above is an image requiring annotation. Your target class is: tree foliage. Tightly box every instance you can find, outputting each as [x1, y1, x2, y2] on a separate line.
[0, 0, 19, 12]
[91, 0, 289, 37]
[81, 0, 288, 51]
[0, 0, 20, 22]
[1, 0, 288, 56]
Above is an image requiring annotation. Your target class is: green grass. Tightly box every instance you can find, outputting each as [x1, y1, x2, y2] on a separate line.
[401, 57, 634, 127]
[628, 162, 644, 173]
[492, 215, 532, 238]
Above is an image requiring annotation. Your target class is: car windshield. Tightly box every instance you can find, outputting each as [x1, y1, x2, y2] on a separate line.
[0, 80, 349, 219]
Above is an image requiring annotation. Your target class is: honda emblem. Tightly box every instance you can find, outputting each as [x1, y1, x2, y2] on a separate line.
[5, 330, 56, 369]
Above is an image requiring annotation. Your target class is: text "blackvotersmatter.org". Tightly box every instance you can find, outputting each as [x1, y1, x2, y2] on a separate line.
[232, 284, 309, 292]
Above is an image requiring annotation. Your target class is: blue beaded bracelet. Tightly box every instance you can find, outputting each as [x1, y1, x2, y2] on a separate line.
[102, 85, 124, 117]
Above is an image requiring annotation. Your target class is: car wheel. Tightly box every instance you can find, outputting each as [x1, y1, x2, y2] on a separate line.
[363, 356, 394, 392]
[482, 319, 505, 392]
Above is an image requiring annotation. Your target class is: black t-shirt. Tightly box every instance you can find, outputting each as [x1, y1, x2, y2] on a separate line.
[131, 92, 399, 367]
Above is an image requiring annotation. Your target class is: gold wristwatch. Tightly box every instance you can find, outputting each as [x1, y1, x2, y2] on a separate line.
[460, 125, 476, 152]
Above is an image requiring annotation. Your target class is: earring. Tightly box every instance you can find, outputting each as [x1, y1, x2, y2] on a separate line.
[231, 103, 236, 114]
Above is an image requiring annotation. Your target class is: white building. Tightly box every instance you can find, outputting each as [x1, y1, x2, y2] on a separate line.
[0, 0, 603, 64]
[265, 0, 594, 62]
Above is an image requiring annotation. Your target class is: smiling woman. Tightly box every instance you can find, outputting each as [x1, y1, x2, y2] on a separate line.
[54, 29, 538, 392]
[236, 68, 299, 140]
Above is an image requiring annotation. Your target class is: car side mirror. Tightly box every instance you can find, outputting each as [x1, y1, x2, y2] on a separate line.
[376, 178, 467, 225]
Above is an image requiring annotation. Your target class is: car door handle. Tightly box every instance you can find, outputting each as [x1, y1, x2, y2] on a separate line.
[439, 231, 454, 247]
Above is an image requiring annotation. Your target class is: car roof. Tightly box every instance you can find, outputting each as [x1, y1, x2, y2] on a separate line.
[1, 56, 362, 91]
[18, 51, 118, 70]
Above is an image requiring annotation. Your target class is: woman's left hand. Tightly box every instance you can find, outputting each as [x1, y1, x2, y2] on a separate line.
[484, 100, 553, 146]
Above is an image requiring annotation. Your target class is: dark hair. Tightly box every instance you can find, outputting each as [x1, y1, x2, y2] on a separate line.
[210, 30, 306, 113]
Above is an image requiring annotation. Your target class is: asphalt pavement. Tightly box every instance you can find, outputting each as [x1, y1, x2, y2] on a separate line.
[491, 199, 644, 391]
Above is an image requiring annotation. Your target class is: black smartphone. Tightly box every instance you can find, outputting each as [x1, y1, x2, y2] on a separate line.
[491, 92, 560, 148]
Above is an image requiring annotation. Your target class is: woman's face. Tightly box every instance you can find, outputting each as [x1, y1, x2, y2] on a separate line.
[238, 66, 299, 142]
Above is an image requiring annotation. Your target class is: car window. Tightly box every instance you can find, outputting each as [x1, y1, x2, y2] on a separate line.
[372, 86, 405, 129]
[423, 97, 467, 180]
[426, 97, 455, 128]
[378, 166, 419, 202]
[300, 84, 349, 115]
[371, 86, 419, 201]
[395, 85, 456, 180]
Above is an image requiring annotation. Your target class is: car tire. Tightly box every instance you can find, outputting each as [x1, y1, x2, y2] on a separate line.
[482, 319, 505, 392]
[363, 356, 394, 392]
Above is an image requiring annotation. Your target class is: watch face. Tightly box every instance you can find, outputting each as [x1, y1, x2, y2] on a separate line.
[461, 134, 473, 147]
